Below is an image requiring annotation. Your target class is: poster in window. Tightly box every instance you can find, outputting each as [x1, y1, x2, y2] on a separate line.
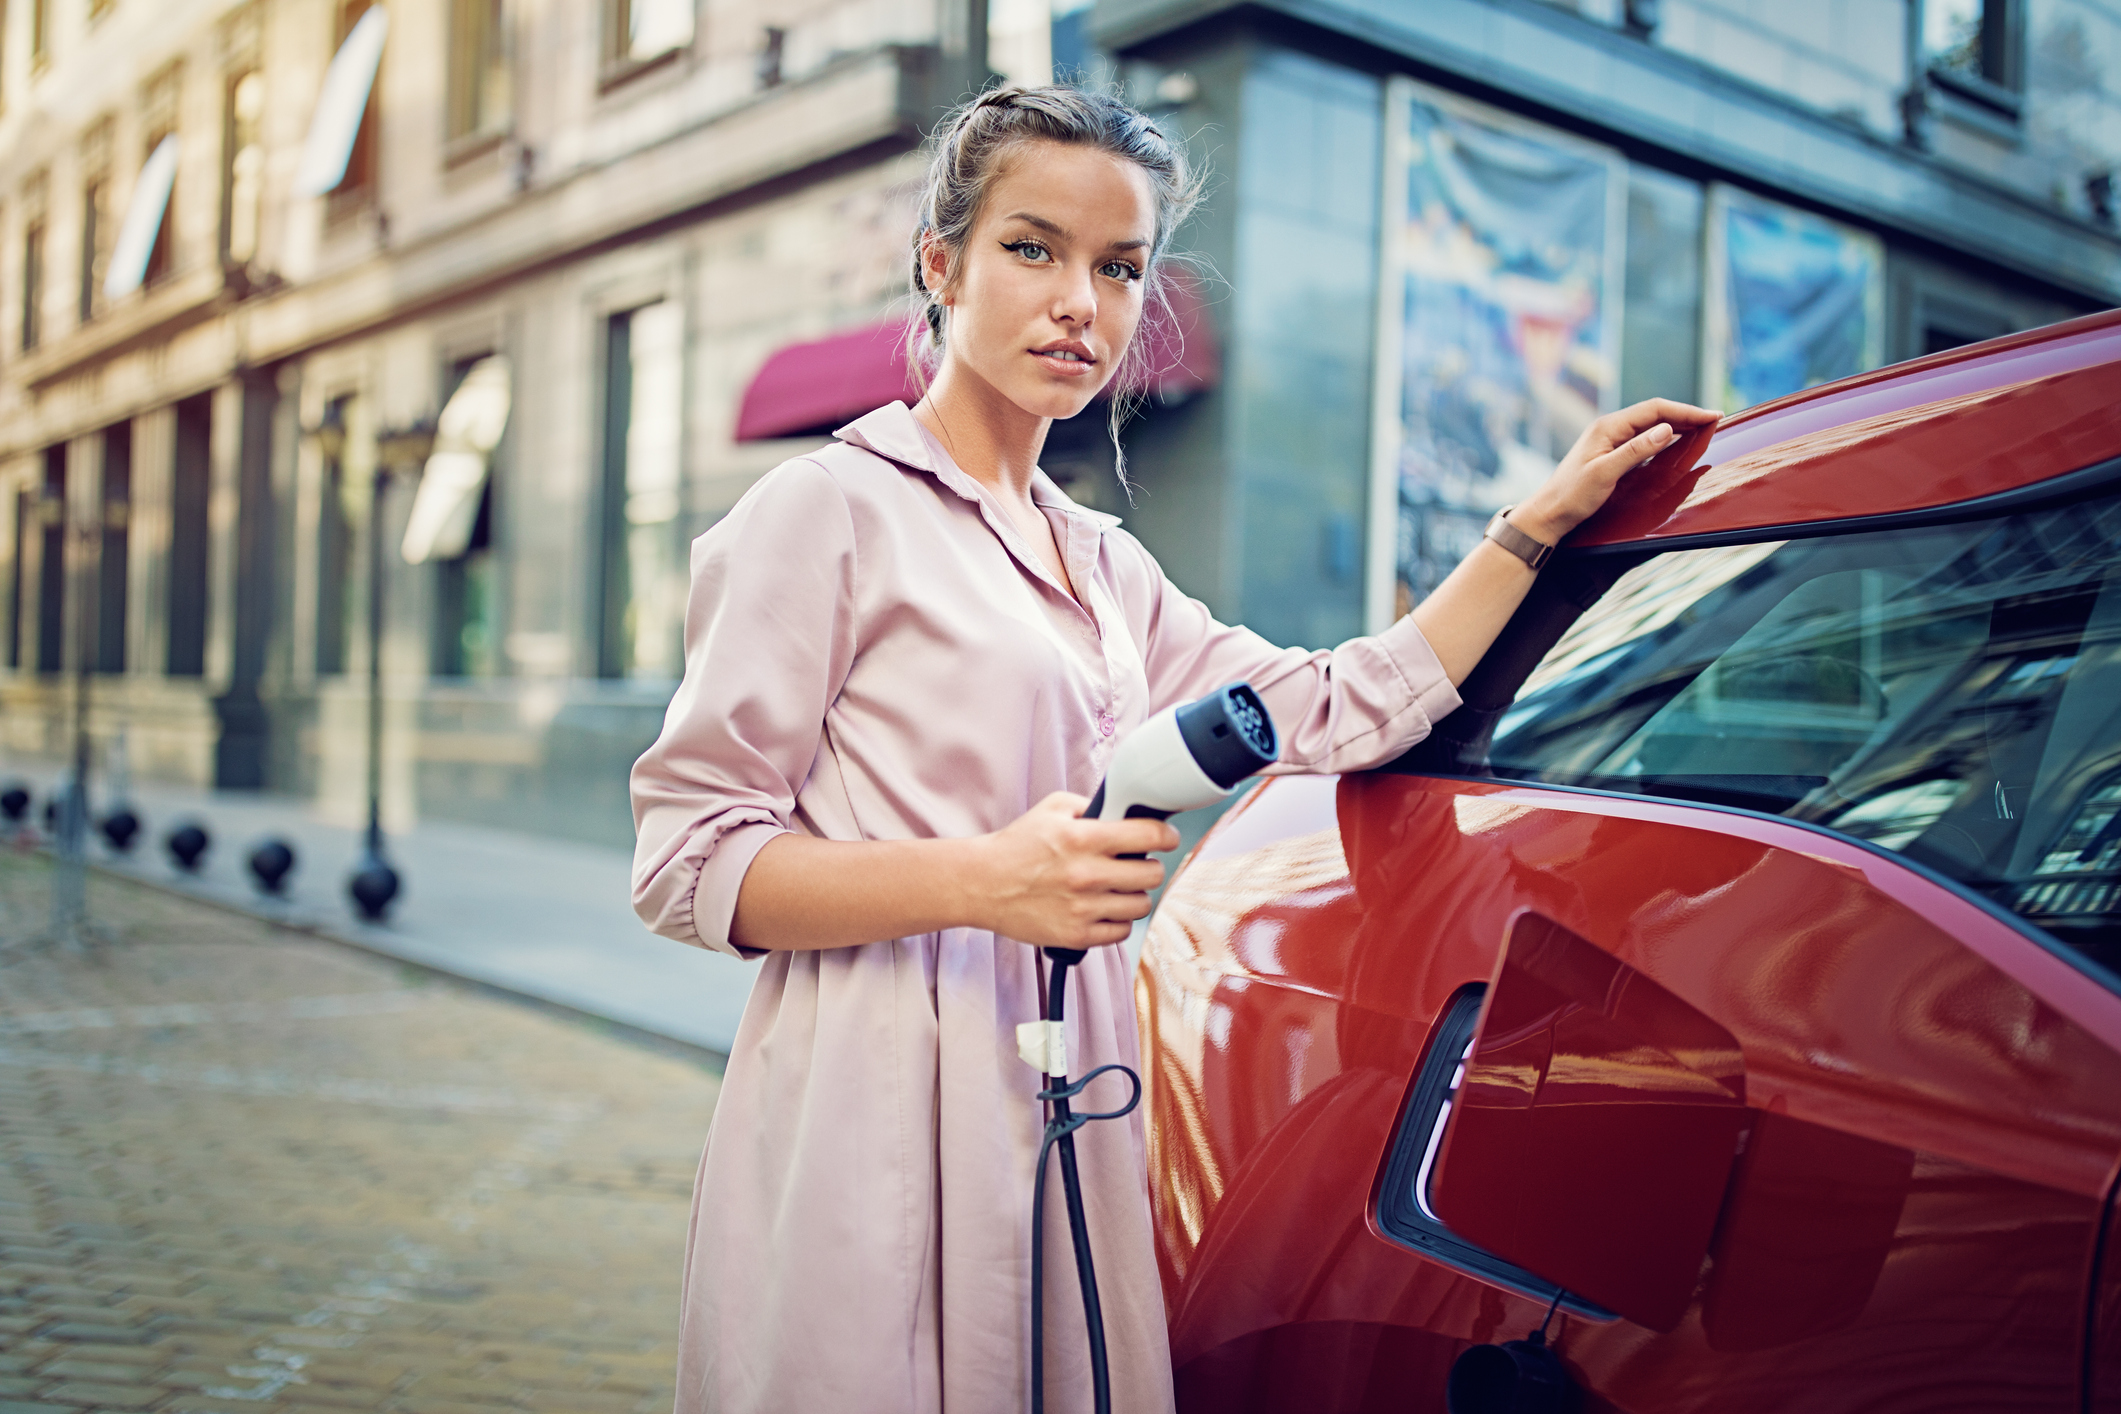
[1368, 78, 1625, 627]
[1701, 186, 1885, 413]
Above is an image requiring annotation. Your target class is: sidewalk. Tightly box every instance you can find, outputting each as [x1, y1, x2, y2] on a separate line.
[0, 764, 757, 1056]
[0, 850, 713, 1410]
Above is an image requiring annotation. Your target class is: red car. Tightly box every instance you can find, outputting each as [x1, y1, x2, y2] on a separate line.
[1139, 308, 2121, 1413]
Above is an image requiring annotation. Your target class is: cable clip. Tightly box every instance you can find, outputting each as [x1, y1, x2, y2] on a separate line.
[1017, 1019, 1067, 1075]
[1037, 1064, 1142, 1134]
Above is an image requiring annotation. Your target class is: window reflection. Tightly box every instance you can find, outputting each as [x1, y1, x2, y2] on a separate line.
[1488, 494, 2121, 977]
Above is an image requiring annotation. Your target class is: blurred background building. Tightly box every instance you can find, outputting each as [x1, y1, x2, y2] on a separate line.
[0, 0, 2115, 850]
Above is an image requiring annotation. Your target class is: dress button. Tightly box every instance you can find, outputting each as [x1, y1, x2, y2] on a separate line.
[1096, 712, 1115, 737]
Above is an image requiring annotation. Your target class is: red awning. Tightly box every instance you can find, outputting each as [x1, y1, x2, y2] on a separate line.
[734, 274, 1219, 442]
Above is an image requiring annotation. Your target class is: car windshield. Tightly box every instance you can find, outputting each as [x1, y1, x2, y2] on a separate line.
[1484, 492, 2121, 979]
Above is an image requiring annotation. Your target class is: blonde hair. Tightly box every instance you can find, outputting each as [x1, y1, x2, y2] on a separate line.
[907, 85, 1204, 490]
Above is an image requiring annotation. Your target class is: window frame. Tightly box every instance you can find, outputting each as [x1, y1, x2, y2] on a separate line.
[429, 351, 505, 680]
[444, 0, 512, 158]
[326, 0, 382, 223]
[592, 299, 687, 680]
[34, 443, 64, 675]
[21, 216, 45, 352]
[8, 486, 27, 669]
[1921, 0, 2024, 124]
[219, 67, 265, 267]
[598, 0, 695, 92]
[139, 64, 183, 290]
[165, 393, 213, 678]
[96, 420, 130, 674]
[78, 119, 115, 325]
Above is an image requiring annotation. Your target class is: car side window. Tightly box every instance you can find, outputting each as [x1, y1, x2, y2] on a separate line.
[1483, 492, 2121, 980]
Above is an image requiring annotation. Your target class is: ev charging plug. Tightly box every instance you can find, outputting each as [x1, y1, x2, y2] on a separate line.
[1083, 682, 1280, 826]
[1016, 683, 1280, 1077]
[1025, 683, 1279, 1414]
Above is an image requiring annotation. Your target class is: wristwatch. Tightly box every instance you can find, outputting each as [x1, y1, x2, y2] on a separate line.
[1483, 505, 1554, 572]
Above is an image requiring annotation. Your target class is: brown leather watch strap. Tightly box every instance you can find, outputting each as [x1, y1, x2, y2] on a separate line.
[1483, 505, 1554, 571]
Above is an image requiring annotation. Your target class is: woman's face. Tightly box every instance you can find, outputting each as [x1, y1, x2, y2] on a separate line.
[927, 140, 1158, 422]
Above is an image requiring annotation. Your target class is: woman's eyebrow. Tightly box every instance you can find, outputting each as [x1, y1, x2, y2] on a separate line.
[1002, 211, 1070, 237]
[1000, 211, 1150, 252]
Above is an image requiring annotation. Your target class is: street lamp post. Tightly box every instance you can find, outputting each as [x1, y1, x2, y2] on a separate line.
[51, 490, 98, 950]
[347, 420, 434, 922]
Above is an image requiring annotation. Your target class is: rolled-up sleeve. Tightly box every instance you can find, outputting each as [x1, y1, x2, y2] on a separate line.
[629, 458, 858, 957]
[1129, 547, 1461, 776]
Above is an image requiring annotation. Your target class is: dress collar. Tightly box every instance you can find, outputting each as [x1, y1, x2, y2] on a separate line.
[834, 401, 1124, 532]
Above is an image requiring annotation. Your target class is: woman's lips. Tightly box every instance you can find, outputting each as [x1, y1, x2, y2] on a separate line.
[1031, 347, 1098, 377]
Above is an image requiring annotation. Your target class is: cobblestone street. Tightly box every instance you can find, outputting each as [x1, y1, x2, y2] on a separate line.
[0, 854, 719, 1414]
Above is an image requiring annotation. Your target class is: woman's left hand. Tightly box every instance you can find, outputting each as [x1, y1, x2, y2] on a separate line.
[1510, 398, 1721, 544]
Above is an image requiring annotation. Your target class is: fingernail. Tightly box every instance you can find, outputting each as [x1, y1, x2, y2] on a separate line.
[1651, 423, 1673, 444]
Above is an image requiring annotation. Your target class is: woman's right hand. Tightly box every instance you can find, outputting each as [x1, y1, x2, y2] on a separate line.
[963, 793, 1181, 949]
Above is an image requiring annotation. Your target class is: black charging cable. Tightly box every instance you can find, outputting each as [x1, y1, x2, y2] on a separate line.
[1025, 684, 1277, 1412]
[1029, 946, 1141, 1414]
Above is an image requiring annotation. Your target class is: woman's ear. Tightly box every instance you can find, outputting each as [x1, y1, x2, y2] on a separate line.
[918, 231, 954, 306]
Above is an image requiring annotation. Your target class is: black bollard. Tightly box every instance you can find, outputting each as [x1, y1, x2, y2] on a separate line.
[248, 839, 297, 895]
[42, 797, 58, 832]
[101, 808, 142, 854]
[348, 850, 401, 921]
[0, 783, 28, 823]
[166, 822, 211, 873]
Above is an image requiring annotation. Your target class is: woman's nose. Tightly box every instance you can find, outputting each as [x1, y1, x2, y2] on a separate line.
[1051, 265, 1097, 326]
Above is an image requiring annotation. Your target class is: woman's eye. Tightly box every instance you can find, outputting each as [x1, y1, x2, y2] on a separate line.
[1099, 261, 1143, 282]
[1002, 240, 1052, 263]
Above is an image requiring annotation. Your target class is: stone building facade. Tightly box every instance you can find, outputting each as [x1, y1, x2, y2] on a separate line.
[0, 0, 973, 843]
[1, 0, 2116, 850]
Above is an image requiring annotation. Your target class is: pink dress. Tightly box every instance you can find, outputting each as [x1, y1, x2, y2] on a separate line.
[630, 403, 1460, 1413]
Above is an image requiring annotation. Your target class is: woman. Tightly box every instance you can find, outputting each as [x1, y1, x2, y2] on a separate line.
[632, 85, 1715, 1413]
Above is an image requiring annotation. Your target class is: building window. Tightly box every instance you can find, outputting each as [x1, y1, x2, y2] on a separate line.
[1702, 186, 1885, 411]
[79, 179, 108, 324]
[141, 65, 182, 287]
[1922, 0, 2021, 112]
[166, 394, 212, 677]
[1381, 82, 1625, 609]
[8, 489, 27, 669]
[22, 172, 47, 350]
[431, 358, 502, 679]
[596, 301, 684, 680]
[315, 397, 356, 676]
[220, 69, 264, 267]
[97, 421, 129, 673]
[79, 120, 115, 324]
[35, 445, 64, 674]
[447, 0, 511, 144]
[756, 26, 784, 88]
[219, 5, 263, 264]
[603, 0, 694, 76]
[330, 0, 382, 218]
[21, 217, 44, 351]
[1621, 166, 1703, 410]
